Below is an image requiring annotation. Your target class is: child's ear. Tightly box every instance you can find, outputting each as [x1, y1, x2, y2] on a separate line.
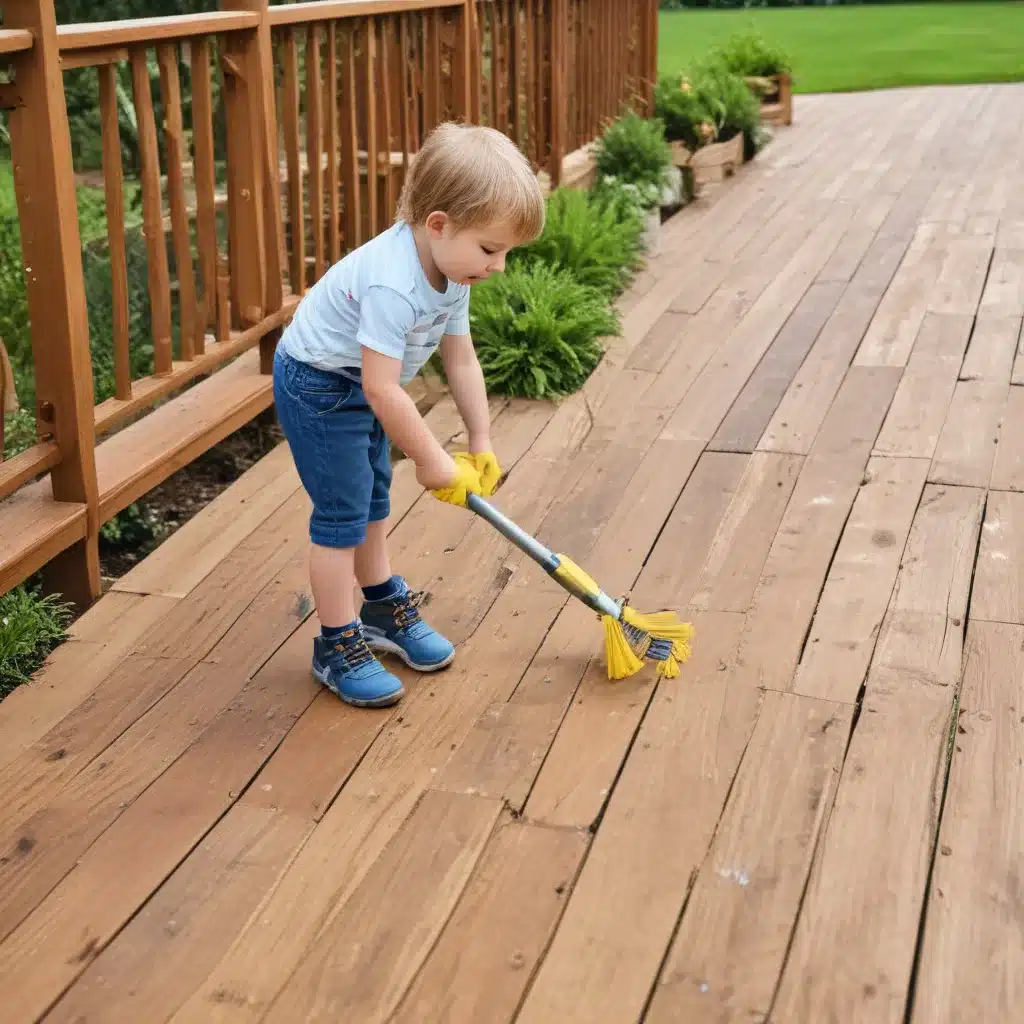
[424, 211, 448, 238]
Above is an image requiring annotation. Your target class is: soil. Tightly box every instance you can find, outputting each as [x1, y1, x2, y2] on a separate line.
[98, 414, 285, 584]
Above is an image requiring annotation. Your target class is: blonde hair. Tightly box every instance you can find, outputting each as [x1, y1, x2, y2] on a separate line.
[396, 122, 545, 242]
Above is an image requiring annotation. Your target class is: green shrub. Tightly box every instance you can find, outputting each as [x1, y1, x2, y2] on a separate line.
[470, 261, 618, 400]
[593, 109, 672, 195]
[690, 59, 767, 160]
[83, 234, 155, 406]
[0, 585, 74, 698]
[0, 216, 31, 384]
[99, 501, 167, 550]
[654, 74, 717, 151]
[510, 186, 645, 299]
[713, 31, 793, 78]
[0, 211, 155, 442]
[2, 408, 36, 461]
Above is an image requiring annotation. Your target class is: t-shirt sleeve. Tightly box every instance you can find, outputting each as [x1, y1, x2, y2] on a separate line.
[356, 285, 417, 361]
[445, 286, 472, 337]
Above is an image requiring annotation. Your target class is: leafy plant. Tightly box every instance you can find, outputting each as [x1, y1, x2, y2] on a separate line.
[99, 501, 167, 550]
[2, 408, 36, 461]
[469, 261, 618, 400]
[0, 585, 74, 698]
[594, 109, 672, 195]
[690, 58, 767, 160]
[510, 186, 645, 299]
[713, 31, 793, 78]
[654, 74, 718, 151]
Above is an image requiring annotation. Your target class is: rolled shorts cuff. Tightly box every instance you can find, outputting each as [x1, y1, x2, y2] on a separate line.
[309, 517, 368, 550]
[368, 497, 390, 523]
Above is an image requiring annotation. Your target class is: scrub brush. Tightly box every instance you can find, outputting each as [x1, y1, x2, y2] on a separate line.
[466, 493, 692, 679]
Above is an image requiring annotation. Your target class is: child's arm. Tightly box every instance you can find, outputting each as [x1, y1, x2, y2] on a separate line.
[439, 332, 490, 453]
[361, 348, 457, 490]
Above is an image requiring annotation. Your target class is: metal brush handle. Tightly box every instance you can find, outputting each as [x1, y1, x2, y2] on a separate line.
[466, 493, 622, 619]
[466, 493, 559, 573]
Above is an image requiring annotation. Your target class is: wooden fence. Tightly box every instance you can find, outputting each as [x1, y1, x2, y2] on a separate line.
[0, 0, 657, 609]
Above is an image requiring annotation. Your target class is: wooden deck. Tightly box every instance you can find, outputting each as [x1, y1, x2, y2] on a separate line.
[3, 83, 1024, 1023]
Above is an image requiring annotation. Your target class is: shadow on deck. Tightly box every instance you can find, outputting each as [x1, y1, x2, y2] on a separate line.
[1, 83, 1023, 1022]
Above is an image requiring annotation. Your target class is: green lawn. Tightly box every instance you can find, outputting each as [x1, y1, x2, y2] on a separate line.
[659, 3, 1024, 93]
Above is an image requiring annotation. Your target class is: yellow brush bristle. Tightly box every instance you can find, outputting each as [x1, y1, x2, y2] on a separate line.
[602, 615, 645, 680]
[622, 607, 694, 667]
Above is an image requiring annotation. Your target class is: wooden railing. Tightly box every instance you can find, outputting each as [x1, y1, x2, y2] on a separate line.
[0, 0, 656, 609]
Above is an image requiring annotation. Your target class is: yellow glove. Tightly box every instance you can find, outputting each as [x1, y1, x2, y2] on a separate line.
[471, 450, 502, 496]
[430, 452, 484, 507]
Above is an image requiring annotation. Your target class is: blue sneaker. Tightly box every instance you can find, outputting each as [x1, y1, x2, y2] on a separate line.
[360, 577, 455, 672]
[311, 626, 404, 708]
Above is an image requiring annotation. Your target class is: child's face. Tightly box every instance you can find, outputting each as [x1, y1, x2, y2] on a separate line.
[425, 214, 521, 287]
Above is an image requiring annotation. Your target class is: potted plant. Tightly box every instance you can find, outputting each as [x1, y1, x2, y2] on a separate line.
[688, 58, 767, 177]
[712, 31, 794, 126]
[654, 73, 716, 168]
[593, 110, 675, 252]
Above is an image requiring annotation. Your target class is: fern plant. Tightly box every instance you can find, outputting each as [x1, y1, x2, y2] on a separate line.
[509, 186, 645, 299]
[713, 32, 792, 79]
[593, 109, 672, 195]
[469, 261, 618, 400]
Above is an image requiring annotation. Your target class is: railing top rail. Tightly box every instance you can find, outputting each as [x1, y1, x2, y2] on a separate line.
[56, 11, 260, 53]
[0, 29, 35, 55]
[267, 0, 464, 28]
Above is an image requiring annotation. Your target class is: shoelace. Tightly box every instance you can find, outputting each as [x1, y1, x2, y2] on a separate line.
[392, 589, 427, 631]
[334, 634, 375, 669]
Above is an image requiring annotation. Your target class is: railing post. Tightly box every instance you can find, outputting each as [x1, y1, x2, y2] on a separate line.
[220, 0, 286, 373]
[4, 0, 101, 608]
[548, 0, 569, 187]
[462, 0, 481, 124]
[643, 0, 658, 114]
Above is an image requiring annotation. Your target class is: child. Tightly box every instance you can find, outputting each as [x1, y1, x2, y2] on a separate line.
[272, 122, 545, 708]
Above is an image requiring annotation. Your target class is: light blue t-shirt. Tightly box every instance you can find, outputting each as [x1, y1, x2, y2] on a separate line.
[279, 220, 471, 386]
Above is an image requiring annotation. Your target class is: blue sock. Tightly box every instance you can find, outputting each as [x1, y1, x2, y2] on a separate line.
[362, 577, 400, 602]
[322, 620, 359, 642]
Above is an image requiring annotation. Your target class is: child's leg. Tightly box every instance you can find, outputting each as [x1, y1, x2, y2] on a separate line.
[356, 420, 456, 672]
[272, 349, 403, 707]
[310, 543, 357, 627]
[354, 519, 391, 591]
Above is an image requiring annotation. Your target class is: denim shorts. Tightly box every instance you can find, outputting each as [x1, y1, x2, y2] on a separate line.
[273, 347, 392, 549]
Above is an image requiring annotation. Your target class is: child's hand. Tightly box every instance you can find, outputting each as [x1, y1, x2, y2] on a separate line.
[427, 452, 484, 507]
[471, 451, 503, 496]
[416, 450, 461, 491]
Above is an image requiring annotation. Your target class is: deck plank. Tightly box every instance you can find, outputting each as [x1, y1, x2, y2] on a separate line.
[736, 366, 901, 693]
[970, 490, 1024, 624]
[263, 790, 502, 1023]
[393, 817, 588, 1024]
[770, 482, 984, 1023]
[515, 613, 760, 1024]
[793, 456, 929, 703]
[911, 620, 1024, 1023]
[646, 691, 852, 1024]
[43, 635, 388, 1023]
[873, 312, 973, 459]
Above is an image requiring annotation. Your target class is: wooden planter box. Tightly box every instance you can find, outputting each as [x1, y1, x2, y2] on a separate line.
[745, 72, 793, 126]
[669, 140, 691, 169]
[688, 132, 744, 185]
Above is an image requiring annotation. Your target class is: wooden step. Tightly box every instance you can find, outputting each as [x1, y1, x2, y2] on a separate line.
[0, 482, 87, 593]
[96, 348, 274, 521]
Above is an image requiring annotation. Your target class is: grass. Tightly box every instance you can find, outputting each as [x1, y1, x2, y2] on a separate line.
[659, 3, 1024, 94]
[0, 586, 74, 699]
